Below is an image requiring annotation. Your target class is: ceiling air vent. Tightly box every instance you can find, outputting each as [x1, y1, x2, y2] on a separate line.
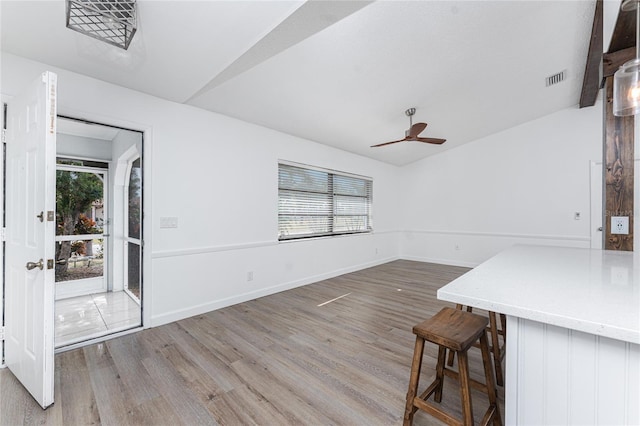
[546, 70, 566, 87]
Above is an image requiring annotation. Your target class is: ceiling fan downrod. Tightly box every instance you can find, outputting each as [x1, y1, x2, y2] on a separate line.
[405, 108, 416, 136]
[405, 107, 416, 128]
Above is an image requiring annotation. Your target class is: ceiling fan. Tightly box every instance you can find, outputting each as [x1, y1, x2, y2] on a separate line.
[371, 108, 446, 148]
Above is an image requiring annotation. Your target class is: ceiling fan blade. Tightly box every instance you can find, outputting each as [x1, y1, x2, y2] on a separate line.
[414, 137, 446, 145]
[370, 137, 408, 147]
[408, 122, 427, 138]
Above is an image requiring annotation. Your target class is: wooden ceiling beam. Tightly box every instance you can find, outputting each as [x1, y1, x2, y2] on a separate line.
[603, 45, 635, 77]
[607, 1, 636, 54]
[601, 0, 637, 81]
[580, 0, 603, 108]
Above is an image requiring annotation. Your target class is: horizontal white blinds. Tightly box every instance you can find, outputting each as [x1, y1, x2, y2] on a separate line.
[278, 163, 372, 240]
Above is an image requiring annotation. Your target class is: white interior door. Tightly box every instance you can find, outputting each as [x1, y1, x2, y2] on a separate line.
[590, 161, 603, 249]
[4, 71, 57, 409]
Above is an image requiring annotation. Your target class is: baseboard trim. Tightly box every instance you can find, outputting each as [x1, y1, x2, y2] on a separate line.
[401, 255, 479, 268]
[150, 255, 399, 327]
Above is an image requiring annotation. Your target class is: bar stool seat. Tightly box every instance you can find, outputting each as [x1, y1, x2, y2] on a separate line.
[403, 307, 502, 426]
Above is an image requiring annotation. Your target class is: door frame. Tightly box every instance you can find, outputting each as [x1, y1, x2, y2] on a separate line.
[53, 115, 147, 351]
[590, 160, 603, 249]
[1, 103, 6, 367]
[1, 108, 152, 361]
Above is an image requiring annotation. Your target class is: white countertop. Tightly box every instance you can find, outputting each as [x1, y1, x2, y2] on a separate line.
[437, 245, 640, 344]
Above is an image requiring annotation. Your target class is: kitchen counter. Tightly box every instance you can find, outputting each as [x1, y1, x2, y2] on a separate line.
[437, 245, 639, 425]
[438, 245, 639, 344]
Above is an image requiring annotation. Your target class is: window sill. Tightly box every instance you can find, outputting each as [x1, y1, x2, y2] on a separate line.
[278, 231, 373, 243]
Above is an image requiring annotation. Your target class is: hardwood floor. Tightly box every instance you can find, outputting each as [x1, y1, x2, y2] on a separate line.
[0, 260, 504, 425]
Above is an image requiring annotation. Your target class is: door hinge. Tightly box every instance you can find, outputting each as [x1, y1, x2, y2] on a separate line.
[0, 326, 4, 341]
[1, 227, 6, 241]
[1, 129, 6, 143]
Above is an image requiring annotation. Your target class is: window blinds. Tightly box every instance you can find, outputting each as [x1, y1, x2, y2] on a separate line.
[278, 162, 373, 240]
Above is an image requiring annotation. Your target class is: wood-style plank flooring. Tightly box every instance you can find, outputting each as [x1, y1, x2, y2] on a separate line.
[1, 260, 504, 425]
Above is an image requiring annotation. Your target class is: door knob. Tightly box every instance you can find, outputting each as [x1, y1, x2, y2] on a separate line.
[26, 259, 44, 270]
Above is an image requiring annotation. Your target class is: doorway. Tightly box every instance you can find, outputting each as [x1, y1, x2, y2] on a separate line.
[54, 117, 143, 348]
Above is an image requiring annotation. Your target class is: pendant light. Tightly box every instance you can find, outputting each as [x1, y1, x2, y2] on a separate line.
[614, 0, 640, 116]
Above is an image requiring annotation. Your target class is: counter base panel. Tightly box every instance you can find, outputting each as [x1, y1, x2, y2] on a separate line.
[506, 316, 639, 425]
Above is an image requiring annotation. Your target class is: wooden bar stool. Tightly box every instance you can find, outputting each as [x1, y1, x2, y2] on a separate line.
[446, 304, 506, 387]
[403, 307, 502, 426]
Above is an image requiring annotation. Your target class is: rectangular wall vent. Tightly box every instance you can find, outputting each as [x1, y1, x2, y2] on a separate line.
[546, 70, 566, 87]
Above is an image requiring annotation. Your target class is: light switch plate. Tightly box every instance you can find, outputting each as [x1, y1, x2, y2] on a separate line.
[160, 217, 178, 229]
[611, 216, 629, 235]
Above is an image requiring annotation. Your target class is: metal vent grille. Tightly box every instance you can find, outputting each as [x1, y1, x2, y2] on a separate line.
[546, 70, 566, 87]
[66, 0, 137, 50]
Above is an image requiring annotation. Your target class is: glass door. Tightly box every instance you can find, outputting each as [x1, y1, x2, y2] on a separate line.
[125, 157, 142, 301]
[54, 160, 108, 299]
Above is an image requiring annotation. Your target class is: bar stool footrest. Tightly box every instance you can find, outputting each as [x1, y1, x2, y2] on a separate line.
[413, 396, 462, 426]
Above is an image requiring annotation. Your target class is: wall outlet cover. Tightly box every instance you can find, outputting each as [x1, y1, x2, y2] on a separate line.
[611, 216, 629, 235]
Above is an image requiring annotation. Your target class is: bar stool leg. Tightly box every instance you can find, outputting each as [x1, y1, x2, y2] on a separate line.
[479, 330, 502, 426]
[456, 349, 474, 425]
[404, 336, 425, 425]
[488, 312, 504, 387]
[500, 313, 507, 338]
[446, 346, 456, 367]
[434, 345, 446, 403]
[446, 304, 474, 368]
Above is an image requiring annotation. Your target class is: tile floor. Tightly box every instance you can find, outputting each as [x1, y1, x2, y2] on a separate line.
[55, 291, 141, 347]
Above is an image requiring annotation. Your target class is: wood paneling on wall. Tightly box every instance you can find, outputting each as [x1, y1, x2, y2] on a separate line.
[604, 77, 634, 250]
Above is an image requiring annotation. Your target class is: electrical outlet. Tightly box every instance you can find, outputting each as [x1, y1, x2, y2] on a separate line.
[455, 244, 460, 251]
[247, 271, 254, 282]
[611, 216, 629, 235]
[574, 212, 581, 220]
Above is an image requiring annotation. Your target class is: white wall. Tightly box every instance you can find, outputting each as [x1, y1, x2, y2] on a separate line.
[57, 133, 112, 161]
[1, 52, 401, 327]
[399, 102, 603, 267]
[0, 52, 607, 330]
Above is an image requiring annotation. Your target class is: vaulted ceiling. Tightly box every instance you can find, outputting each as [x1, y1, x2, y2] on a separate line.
[1, 1, 600, 166]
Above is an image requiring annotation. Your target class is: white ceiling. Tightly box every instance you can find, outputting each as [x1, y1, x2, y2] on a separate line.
[1, 0, 597, 166]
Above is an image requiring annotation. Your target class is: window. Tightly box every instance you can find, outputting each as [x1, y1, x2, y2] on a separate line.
[278, 162, 372, 240]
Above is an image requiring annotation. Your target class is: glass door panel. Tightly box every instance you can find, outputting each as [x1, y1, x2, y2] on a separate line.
[125, 157, 142, 301]
[55, 163, 108, 299]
